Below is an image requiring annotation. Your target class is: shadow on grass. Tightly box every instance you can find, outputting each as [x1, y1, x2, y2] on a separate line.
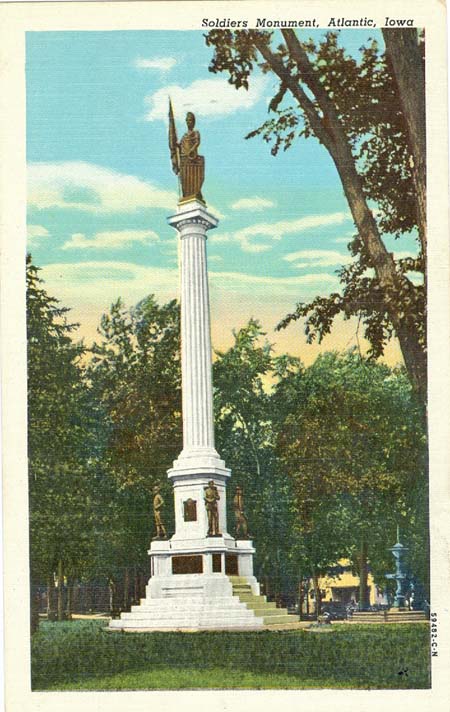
[31, 620, 431, 691]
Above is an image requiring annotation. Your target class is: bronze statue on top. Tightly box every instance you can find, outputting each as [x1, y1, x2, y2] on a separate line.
[168, 100, 205, 203]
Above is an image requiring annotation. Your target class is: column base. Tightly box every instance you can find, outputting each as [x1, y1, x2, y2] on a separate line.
[168, 449, 230, 480]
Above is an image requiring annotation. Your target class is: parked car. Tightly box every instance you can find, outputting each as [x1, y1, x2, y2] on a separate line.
[321, 601, 348, 620]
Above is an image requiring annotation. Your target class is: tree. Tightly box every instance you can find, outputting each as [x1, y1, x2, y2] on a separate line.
[206, 29, 426, 401]
[382, 29, 426, 256]
[27, 255, 99, 623]
[272, 350, 428, 607]
[213, 320, 298, 598]
[87, 295, 182, 608]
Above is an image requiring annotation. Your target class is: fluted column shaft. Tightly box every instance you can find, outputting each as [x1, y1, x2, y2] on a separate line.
[168, 203, 219, 460]
[167, 202, 230, 539]
[180, 223, 215, 452]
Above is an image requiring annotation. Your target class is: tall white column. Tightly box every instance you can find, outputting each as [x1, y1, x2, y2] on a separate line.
[167, 200, 230, 539]
[178, 214, 215, 455]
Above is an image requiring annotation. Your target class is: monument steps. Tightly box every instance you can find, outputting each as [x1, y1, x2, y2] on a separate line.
[110, 611, 264, 630]
[230, 579, 295, 626]
[245, 607, 287, 617]
[117, 615, 261, 625]
[235, 594, 271, 605]
[123, 607, 255, 621]
[110, 623, 265, 632]
[264, 615, 296, 625]
[135, 597, 247, 610]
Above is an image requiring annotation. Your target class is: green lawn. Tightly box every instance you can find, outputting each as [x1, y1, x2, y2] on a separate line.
[31, 620, 431, 690]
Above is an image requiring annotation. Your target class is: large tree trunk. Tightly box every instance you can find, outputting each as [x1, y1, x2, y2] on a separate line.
[358, 540, 369, 611]
[108, 576, 120, 617]
[46, 575, 56, 621]
[328, 137, 427, 403]
[253, 30, 427, 402]
[65, 578, 73, 620]
[57, 559, 65, 622]
[264, 575, 271, 600]
[30, 583, 40, 634]
[123, 567, 130, 611]
[382, 29, 426, 257]
[311, 570, 322, 618]
[298, 578, 305, 620]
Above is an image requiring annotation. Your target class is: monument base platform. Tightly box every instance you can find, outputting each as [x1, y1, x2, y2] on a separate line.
[148, 536, 258, 583]
[109, 574, 264, 631]
[109, 574, 295, 631]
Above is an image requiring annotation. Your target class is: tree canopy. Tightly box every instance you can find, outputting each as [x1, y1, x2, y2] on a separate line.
[272, 350, 428, 601]
[27, 254, 100, 618]
[27, 264, 428, 616]
[205, 28, 426, 402]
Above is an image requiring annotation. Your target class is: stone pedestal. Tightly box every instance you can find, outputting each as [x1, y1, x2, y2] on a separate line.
[109, 199, 264, 631]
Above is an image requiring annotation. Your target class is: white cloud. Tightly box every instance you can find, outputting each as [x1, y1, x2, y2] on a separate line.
[40, 260, 341, 351]
[27, 224, 49, 245]
[28, 161, 176, 213]
[210, 270, 338, 289]
[283, 249, 350, 268]
[41, 261, 338, 305]
[135, 56, 177, 71]
[219, 211, 351, 253]
[145, 76, 268, 121]
[38, 260, 403, 367]
[333, 236, 354, 244]
[62, 229, 160, 251]
[211, 232, 232, 244]
[231, 197, 276, 212]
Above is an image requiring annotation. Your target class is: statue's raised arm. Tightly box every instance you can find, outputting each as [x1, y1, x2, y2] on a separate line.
[168, 101, 205, 203]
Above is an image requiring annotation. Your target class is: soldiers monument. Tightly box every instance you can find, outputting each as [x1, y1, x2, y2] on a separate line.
[110, 104, 292, 630]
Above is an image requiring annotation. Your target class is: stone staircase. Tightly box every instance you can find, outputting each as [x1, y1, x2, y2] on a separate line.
[109, 574, 266, 631]
[229, 576, 294, 626]
[109, 595, 264, 630]
[350, 610, 427, 624]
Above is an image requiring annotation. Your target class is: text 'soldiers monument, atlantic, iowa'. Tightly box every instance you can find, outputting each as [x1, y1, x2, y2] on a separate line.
[110, 104, 292, 630]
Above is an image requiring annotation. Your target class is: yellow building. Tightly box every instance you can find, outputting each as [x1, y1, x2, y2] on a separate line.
[308, 559, 387, 610]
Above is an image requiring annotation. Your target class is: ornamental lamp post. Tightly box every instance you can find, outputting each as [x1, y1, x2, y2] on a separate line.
[385, 526, 409, 610]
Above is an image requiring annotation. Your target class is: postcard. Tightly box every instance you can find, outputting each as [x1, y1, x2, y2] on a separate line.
[0, 1, 449, 711]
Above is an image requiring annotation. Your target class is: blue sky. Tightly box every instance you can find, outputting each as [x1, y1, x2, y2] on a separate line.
[26, 29, 416, 363]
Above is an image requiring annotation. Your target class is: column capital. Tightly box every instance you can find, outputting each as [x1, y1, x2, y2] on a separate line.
[168, 199, 218, 233]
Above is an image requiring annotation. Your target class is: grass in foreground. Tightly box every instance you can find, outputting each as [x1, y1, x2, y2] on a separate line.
[46, 667, 369, 690]
[31, 619, 431, 690]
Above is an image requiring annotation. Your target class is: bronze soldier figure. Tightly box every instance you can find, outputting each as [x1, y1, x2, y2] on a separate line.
[152, 484, 167, 540]
[233, 485, 249, 539]
[204, 480, 220, 536]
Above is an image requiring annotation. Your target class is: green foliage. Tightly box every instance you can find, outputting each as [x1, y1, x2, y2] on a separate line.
[32, 620, 431, 690]
[88, 295, 182, 489]
[206, 30, 426, 395]
[213, 320, 298, 593]
[27, 252, 429, 612]
[27, 254, 99, 583]
[86, 295, 182, 580]
[272, 350, 428, 588]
